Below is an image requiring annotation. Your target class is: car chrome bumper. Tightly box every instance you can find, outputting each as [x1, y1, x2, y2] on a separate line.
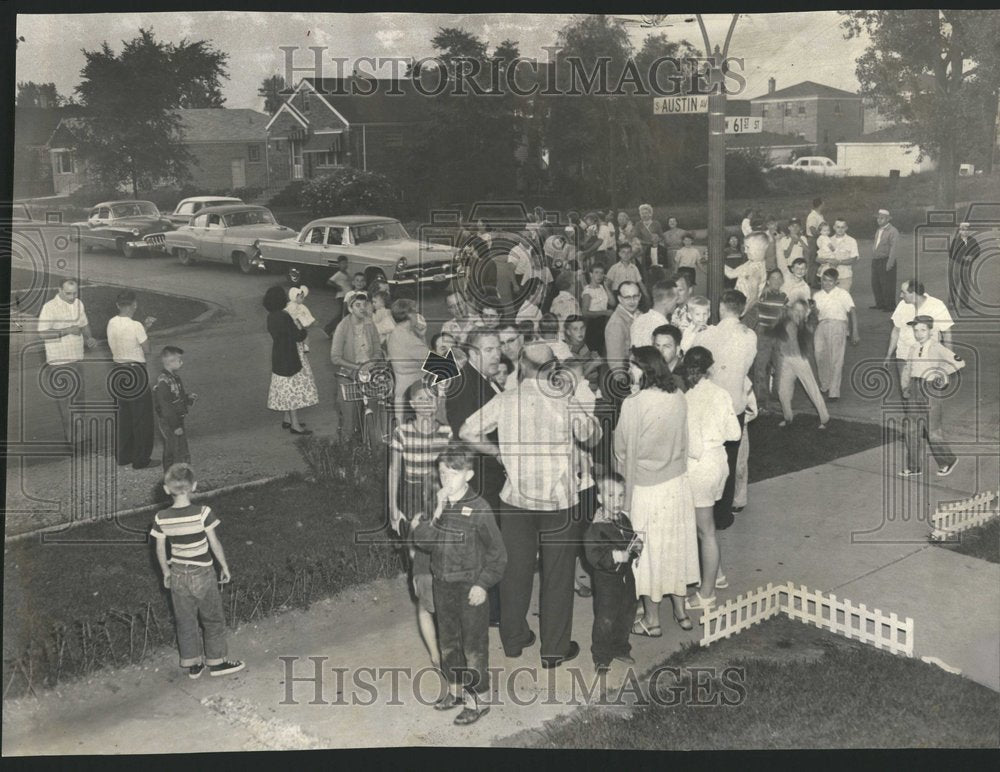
[389, 269, 465, 286]
[126, 240, 153, 250]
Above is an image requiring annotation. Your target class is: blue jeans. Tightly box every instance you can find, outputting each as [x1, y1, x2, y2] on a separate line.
[169, 563, 227, 667]
[434, 579, 490, 694]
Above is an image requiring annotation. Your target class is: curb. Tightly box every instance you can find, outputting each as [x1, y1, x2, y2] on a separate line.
[4, 474, 287, 544]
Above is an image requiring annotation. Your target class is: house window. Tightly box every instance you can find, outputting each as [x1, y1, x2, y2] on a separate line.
[833, 101, 842, 116]
[248, 144, 261, 163]
[784, 103, 792, 117]
[798, 104, 806, 115]
[314, 150, 343, 167]
[55, 151, 75, 174]
[761, 105, 769, 117]
[383, 128, 404, 148]
[301, 93, 310, 113]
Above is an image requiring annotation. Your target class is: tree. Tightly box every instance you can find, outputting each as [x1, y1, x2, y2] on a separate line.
[70, 28, 230, 194]
[16, 81, 66, 108]
[409, 29, 523, 206]
[258, 74, 287, 115]
[841, 10, 1000, 207]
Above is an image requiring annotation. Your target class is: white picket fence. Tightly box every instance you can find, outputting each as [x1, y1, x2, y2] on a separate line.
[930, 491, 998, 541]
[700, 581, 914, 657]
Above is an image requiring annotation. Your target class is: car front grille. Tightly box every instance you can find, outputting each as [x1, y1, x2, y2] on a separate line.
[144, 233, 167, 247]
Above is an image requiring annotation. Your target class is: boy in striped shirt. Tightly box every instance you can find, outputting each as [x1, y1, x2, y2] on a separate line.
[152, 463, 244, 679]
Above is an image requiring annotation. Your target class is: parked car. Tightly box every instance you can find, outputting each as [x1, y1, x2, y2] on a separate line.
[770, 156, 848, 177]
[255, 216, 465, 288]
[163, 196, 243, 226]
[70, 200, 175, 257]
[151, 204, 297, 273]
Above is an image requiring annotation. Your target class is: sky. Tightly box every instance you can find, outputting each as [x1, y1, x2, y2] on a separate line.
[14, 11, 869, 109]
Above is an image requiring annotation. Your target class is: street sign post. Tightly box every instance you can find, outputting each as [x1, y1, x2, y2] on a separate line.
[724, 116, 763, 134]
[653, 95, 709, 115]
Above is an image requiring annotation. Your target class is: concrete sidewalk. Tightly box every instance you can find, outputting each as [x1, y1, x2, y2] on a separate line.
[4, 443, 997, 754]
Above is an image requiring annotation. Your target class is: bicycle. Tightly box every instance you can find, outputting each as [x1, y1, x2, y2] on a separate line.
[339, 359, 394, 449]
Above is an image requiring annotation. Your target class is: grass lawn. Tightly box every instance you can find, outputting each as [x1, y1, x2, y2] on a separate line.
[3, 473, 402, 697]
[746, 412, 884, 484]
[935, 517, 1000, 565]
[514, 616, 1000, 749]
[10, 266, 209, 341]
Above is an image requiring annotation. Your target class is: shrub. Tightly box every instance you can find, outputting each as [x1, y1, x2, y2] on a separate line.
[266, 180, 308, 209]
[725, 149, 771, 199]
[299, 168, 401, 218]
[295, 435, 389, 528]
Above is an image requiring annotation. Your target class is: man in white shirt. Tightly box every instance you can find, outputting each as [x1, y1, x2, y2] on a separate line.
[885, 279, 953, 396]
[693, 290, 758, 528]
[829, 219, 860, 292]
[515, 278, 545, 336]
[805, 197, 825, 283]
[630, 279, 678, 347]
[107, 290, 156, 469]
[36, 279, 98, 443]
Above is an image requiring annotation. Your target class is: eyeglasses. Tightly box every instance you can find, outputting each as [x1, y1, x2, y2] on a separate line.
[620, 293, 641, 300]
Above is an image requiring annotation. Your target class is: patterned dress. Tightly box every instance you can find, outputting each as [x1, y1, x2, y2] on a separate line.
[267, 340, 319, 411]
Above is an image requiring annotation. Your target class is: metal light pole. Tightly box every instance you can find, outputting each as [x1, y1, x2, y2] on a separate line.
[696, 14, 739, 318]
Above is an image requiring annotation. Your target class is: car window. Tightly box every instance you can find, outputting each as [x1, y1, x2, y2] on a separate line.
[206, 214, 224, 229]
[178, 202, 196, 215]
[192, 214, 208, 228]
[306, 227, 326, 244]
[353, 222, 407, 244]
[795, 159, 808, 167]
[326, 227, 344, 246]
[97, 207, 111, 219]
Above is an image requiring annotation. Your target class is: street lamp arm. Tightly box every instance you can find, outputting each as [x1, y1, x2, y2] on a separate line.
[722, 13, 739, 59]
[695, 14, 713, 58]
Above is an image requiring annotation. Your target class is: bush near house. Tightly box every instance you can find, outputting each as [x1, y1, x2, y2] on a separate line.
[299, 168, 402, 218]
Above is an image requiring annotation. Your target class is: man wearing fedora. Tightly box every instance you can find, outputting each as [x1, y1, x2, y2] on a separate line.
[870, 209, 900, 311]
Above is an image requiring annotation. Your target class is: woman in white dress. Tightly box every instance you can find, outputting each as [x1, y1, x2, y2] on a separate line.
[614, 346, 699, 635]
[681, 346, 742, 610]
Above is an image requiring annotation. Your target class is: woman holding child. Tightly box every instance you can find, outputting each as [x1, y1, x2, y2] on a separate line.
[614, 346, 699, 636]
[263, 285, 317, 435]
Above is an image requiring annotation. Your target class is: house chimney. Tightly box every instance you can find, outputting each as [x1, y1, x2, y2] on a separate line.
[768, 77, 776, 94]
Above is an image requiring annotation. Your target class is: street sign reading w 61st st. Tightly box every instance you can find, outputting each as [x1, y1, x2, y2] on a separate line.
[653, 96, 709, 115]
[724, 116, 763, 134]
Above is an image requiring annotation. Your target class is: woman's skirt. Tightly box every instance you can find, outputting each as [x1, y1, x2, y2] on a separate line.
[267, 342, 319, 412]
[687, 446, 729, 508]
[630, 474, 699, 599]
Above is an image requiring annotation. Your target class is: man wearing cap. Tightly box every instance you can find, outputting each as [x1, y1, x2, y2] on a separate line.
[461, 342, 600, 669]
[898, 315, 963, 478]
[947, 222, 980, 313]
[870, 209, 900, 311]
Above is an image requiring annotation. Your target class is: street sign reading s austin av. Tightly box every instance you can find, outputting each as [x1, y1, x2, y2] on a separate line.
[653, 95, 709, 115]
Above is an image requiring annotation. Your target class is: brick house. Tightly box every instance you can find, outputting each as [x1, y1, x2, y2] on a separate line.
[264, 77, 429, 190]
[749, 79, 864, 156]
[13, 106, 83, 198]
[46, 108, 274, 195]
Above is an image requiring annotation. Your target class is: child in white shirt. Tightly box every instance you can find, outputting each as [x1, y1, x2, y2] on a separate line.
[681, 295, 712, 354]
[812, 268, 859, 399]
[285, 285, 315, 352]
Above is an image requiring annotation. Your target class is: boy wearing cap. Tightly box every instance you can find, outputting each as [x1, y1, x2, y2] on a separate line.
[899, 316, 963, 478]
[871, 209, 899, 311]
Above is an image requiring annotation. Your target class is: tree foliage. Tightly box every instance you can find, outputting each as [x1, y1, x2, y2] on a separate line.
[409, 28, 523, 206]
[16, 81, 67, 108]
[70, 28, 230, 194]
[258, 74, 287, 115]
[841, 10, 1000, 206]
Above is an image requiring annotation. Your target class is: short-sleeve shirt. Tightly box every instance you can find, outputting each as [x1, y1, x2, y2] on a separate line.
[150, 504, 219, 567]
[390, 421, 453, 483]
[37, 295, 89, 364]
[891, 295, 953, 359]
[830, 234, 860, 280]
[813, 287, 855, 322]
[630, 309, 668, 348]
[806, 210, 824, 237]
[581, 284, 609, 312]
[106, 316, 148, 363]
[606, 262, 642, 291]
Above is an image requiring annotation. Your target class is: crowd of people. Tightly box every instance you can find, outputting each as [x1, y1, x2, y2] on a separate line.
[29, 197, 976, 725]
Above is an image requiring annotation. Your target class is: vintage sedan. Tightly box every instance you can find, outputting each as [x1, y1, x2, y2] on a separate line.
[163, 196, 243, 226]
[71, 200, 175, 258]
[255, 216, 465, 288]
[152, 204, 297, 273]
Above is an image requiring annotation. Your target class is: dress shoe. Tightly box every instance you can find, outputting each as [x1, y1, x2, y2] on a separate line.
[541, 641, 580, 669]
[504, 629, 535, 658]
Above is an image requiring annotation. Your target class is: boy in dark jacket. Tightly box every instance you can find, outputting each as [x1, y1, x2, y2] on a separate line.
[584, 472, 643, 674]
[412, 443, 506, 726]
[152, 346, 197, 471]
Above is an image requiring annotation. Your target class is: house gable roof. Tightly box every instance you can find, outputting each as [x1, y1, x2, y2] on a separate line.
[750, 80, 861, 102]
[15, 106, 84, 147]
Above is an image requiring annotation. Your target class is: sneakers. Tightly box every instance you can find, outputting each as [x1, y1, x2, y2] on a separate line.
[937, 460, 958, 477]
[209, 660, 245, 677]
[187, 663, 205, 679]
[899, 469, 922, 478]
[685, 592, 716, 611]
